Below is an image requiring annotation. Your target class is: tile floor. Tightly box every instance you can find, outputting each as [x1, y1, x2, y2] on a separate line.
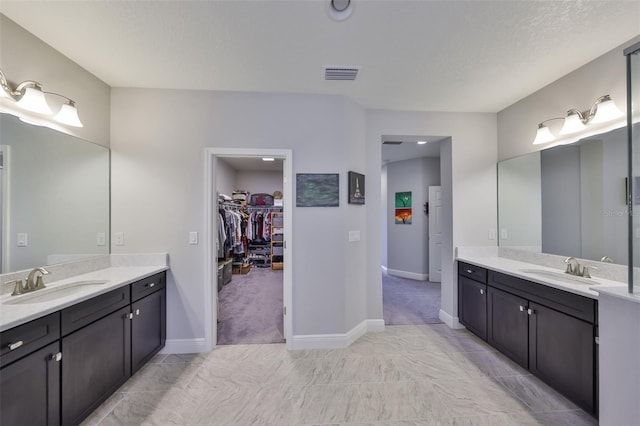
[82, 324, 597, 425]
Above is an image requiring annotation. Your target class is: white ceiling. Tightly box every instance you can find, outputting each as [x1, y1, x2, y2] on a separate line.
[1, 1, 639, 114]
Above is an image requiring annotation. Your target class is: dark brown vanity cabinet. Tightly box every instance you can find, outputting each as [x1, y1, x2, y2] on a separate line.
[487, 286, 528, 368]
[458, 264, 598, 415]
[131, 272, 166, 373]
[0, 271, 167, 426]
[458, 262, 488, 340]
[0, 313, 61, 426]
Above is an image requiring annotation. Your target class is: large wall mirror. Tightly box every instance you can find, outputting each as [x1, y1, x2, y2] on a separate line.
[498, 126, 627, 265]
[0, 113, 110, 273]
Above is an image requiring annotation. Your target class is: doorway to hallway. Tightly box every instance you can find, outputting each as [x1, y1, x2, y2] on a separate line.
[381, 135, 448, 325]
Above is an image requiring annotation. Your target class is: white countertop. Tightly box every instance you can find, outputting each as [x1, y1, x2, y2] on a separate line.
[0, 265, 168, 332]
[457, 254, 625, 299]
[594, 286, 640, 304]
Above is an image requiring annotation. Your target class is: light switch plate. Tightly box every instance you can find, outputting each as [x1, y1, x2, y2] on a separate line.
[114, 232, 124, 246]
[96, 232, 106, 246]
[189, 231, 199, 245]
[500, 228, 508, 240]
[17, 233, 27, 247]
[348, 230, 361, 242]
[488, 228, 496, 240]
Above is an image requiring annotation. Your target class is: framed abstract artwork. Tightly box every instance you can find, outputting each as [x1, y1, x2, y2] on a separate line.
[296, 173, 339, 207]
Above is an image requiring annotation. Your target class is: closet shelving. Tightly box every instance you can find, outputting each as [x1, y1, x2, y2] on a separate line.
[271, 212, 284, 270]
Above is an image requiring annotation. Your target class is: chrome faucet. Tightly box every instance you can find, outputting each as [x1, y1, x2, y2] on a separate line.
[564, 257, 580, 276]
[9, 267, 49, 296]
[26, 267, 49, 291]
[564, 257, 596, 278]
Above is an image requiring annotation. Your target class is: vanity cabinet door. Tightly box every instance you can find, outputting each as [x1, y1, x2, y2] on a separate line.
[61, 306, 131, 426]
[0, 341, 61, 426]
[458, 276, 487, 340]
[529, 302, 595, 414]
[131, 286, 166, 373]
[487, 286, 529, 368]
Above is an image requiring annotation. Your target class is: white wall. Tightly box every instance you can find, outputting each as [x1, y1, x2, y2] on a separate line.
[111, 89, 369, 343]
[236, 171, 283, 196]
[386, 157, 440, 278]
[0, 15, 111, 147]
[366, 111, 497, 325]
[215, 159, 237, 197]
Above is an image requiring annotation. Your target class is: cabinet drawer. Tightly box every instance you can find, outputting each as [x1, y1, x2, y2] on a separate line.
[489, 271, 596, 323]
[61, 287, 130, 336]
[131, 272, 166, 303]
[0, 312, 60, 368]
[458, 262, 487, 284]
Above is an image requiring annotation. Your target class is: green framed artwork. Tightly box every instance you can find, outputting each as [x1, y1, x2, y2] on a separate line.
[395, 191, 412, 207]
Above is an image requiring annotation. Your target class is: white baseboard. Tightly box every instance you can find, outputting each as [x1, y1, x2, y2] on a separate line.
[160, 338, 208, 354]
[438, 309, 465, 330]
[290, 319, 385, 350]
[387, 268, 428, 281]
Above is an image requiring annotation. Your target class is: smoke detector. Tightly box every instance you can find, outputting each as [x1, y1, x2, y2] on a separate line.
[326, 0, 354, 21]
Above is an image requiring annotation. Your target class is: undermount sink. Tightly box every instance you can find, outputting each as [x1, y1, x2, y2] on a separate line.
[519, 269, 599, 286]
[3, 280, 109, 305]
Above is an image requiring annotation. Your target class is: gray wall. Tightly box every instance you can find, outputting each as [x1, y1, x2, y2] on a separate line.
[236, 171, 283, 196]
[385, 157, 440, 277]
[110, 89, 368, 340]
[215, 159, 237, 197]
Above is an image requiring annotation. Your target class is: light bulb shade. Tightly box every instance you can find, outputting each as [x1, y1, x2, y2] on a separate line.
[533, 124, 555, 145]
[591, 97, 624, 123]
[54, 102, 83, 127]
[560, 112, 586, 135]
[16, 86, 52, 115]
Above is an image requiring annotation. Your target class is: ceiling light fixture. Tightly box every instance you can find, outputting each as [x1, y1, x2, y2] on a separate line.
[0, 69, 83, 127]
[262, 157, 275, 162]
[533, 95, 623, 145]
[417, 140, 427, 145]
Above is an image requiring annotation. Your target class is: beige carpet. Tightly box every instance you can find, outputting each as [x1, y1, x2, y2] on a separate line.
[216, 266, 285, 345]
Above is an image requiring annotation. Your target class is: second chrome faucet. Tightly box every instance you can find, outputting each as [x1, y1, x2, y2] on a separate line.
[10, 267, 49, 296]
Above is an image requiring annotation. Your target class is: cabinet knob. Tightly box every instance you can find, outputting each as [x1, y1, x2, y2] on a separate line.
[49, 352, 62, 362]
[466, 269, 473, 274]
[8, 340, 23, 351]
[527, 308, 534, 315]
[519, 305, 525, 312]
[128, 313, 134, 320]
[148, 283, 155, 288]
[135, 309, 140, 316]
[479, 289, 484, 295]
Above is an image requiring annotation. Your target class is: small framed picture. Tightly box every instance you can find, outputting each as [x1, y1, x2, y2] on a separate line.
[348, 171, 365, 205]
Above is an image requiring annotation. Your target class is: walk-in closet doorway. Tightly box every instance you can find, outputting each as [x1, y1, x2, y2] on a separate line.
[204, 148, 293, 351]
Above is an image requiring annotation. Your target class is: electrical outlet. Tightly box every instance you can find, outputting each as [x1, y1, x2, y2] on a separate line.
[114, 232, 124, 246]
[97, 232, 106, 246]
[488, 228, 496, 240]
[500, 228, 508, 240]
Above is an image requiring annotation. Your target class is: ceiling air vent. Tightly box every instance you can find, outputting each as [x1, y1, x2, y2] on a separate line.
[382, 141, 403, 145]
[324, 66, 359, 81]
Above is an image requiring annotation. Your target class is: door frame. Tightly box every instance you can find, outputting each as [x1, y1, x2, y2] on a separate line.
[203, 147, 293, 351]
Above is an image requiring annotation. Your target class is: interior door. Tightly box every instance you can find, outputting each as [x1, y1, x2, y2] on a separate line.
[428, 186, 442, 282]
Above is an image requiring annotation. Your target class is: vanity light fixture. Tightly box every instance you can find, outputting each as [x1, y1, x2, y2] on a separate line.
[0, 69, 83, 127]
[533, 95, 623, 144]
